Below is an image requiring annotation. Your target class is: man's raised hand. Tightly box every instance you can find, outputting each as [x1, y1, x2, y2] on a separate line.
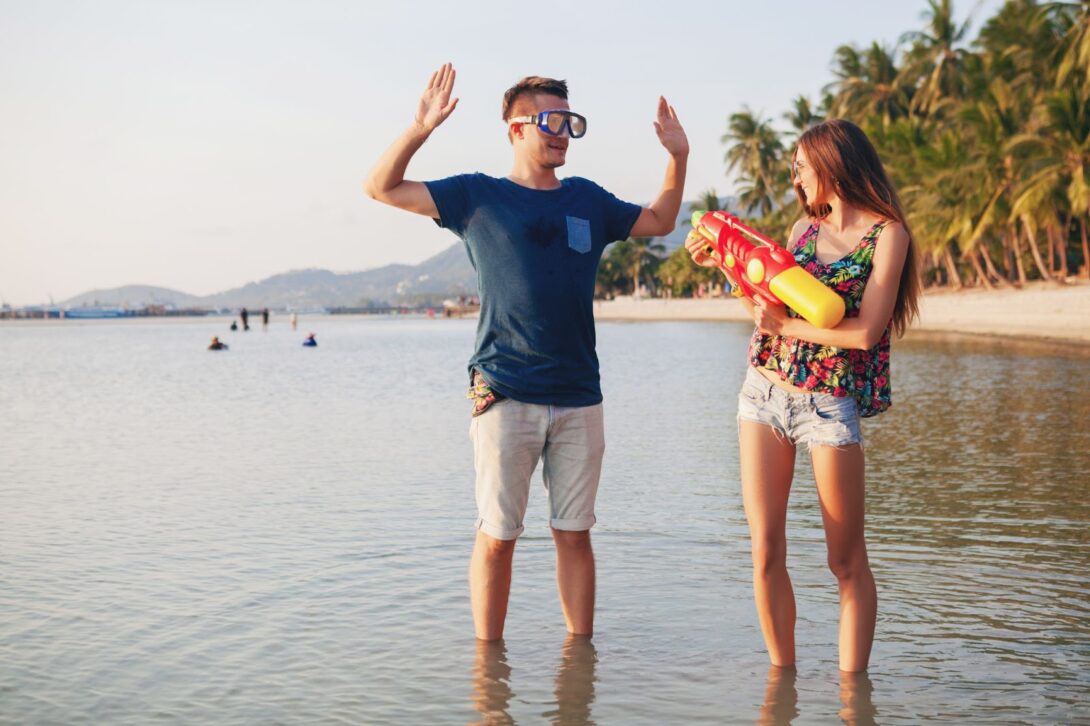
[415, 62, 460, 133]
[653, 97, 688, 157]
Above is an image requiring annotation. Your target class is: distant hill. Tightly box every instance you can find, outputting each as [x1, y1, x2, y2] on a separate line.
[64, 285, 203, 309]
[195, 243, 479, 309]
[61, 245, 478, 310]
[61, 197, 739, 309]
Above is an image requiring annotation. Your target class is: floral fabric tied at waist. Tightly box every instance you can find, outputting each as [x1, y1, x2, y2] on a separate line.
[467, 370, 506, 417]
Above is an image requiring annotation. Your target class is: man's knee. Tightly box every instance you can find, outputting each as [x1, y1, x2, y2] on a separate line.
[476, 531, 517, 559]
[551, 528, 592, 552]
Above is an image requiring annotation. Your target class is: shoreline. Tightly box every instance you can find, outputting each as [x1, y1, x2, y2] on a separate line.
[5, 281, 1087, 350]
[593, 280, 1090, 348]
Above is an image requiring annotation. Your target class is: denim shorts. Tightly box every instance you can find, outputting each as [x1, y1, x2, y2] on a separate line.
[737, 366, 862, 450]
[469, 398, 605, 540]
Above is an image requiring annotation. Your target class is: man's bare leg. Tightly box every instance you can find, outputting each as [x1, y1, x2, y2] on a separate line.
[470, 531, 516, 640]
[552, 528, 595, 635]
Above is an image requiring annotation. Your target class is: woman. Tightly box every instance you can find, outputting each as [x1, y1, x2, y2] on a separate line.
[687, 119, 919, 672]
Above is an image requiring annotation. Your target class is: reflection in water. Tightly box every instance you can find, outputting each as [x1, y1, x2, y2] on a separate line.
[470, 636, 598, 725]
[546, 635, 598, 725]
[756, 665, 798, 725]
[754, 667, 875, 725]
[471, 640, 514, 725]
[3, 322, 1089, 723]
[838, 671, 876, 726]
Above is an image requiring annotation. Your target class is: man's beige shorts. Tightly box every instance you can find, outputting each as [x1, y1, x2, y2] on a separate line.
[469, 399, 605, 540]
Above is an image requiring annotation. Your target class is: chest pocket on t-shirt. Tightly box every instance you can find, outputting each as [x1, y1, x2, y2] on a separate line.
[566, 216, 592, 254]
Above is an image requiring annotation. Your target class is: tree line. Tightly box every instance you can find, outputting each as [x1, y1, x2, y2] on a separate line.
[597, 0, 1090, 298]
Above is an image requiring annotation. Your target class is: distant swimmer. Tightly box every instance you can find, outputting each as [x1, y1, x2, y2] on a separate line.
[302, 333, 317, 347]
[230, 320, 238, 331]
[208, 336, 229, 351]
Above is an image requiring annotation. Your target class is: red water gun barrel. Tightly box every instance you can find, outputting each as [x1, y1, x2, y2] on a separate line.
[695, 211, 793, 306]
[691, 211, 846, 329]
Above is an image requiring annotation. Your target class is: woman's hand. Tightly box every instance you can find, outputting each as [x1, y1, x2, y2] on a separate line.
[751, 298, 790, 336]
[684, 230, 720, 268]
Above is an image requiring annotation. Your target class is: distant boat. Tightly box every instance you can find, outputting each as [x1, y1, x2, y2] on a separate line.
[442, 298, 480, 318]
[64, 307, 135, 319]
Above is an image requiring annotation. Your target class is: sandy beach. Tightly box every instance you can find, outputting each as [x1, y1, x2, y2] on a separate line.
[593, 280, 1090, 347]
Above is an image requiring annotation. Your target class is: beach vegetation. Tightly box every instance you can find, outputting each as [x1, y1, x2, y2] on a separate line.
[740, 0, 1090, 289]
[595, 0, 1090, 299]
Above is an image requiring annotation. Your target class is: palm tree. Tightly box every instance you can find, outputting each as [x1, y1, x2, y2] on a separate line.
[709, 0, 1087, 287]
[828, 43, 901, 122]
[598, 237, 665, 297]
[689, 188, 722, 217]
[977, 0, 1056, 91]
[628, 237, 665, 297]
[655, 245, 723, 297]
[899, 0, 974, 116]
[1049, 1, 1090, 96]
[1010, 84, 1090, 279]
[722, 108, 784, 217]
[898, 126, 972, 286]
[826, 42, 910, 124]
[954, 67, 1037, 286]
[783, 95, 824, 142]
[970, 0, 1076, 282]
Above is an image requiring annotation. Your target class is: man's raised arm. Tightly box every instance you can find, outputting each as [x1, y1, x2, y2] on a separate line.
[363, 63, 460, 218]
[629, 96, 689, 238]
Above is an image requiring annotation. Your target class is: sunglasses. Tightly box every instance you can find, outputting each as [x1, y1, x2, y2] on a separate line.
[509, 109, 587, 138]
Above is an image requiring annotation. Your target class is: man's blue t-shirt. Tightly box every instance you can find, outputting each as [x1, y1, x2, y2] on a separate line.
[424, 173, 641, 406]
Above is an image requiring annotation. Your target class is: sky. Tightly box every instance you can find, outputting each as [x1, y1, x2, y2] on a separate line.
[0, 0, 1004, 305]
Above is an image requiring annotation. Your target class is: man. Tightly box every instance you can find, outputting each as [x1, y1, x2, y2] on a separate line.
[364, 63, 687, 640]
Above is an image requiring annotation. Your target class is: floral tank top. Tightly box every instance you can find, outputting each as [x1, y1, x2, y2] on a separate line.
[748, 220, 892, 417]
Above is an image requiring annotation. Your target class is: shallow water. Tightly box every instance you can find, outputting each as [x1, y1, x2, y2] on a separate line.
[1, 317, 1087, 724]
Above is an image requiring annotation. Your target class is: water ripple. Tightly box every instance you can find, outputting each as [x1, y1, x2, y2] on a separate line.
[0, 319, 1087, 724]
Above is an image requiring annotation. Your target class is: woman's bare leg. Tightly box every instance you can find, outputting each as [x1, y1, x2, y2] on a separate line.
[740, 420, 799, 667]
[812, 444, 876, 672]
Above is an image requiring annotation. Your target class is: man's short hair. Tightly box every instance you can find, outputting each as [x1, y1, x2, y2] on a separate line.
[501, 76, 569, 121]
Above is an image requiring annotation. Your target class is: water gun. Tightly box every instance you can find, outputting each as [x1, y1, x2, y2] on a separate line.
[690, 210, 846, 329]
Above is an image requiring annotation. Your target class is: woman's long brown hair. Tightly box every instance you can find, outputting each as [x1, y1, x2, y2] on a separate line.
[794, 119, 920, 338]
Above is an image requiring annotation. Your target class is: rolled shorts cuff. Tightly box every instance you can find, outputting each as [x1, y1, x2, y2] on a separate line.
[476, 517, 523, 541]
[549, 514, 596, 532]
